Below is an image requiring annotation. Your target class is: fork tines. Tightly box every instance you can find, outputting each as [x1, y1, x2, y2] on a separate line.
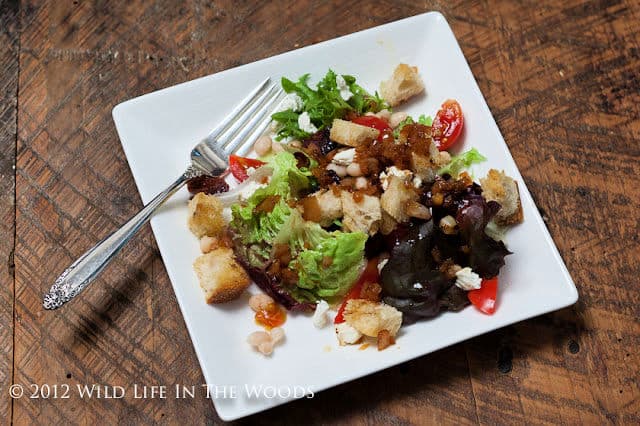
[207, 78, 284, 157]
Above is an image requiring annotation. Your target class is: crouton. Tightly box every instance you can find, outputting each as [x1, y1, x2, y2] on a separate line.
[341, 191, 382, 235]
[193, 247, 250, 303]
[380, 210, 398, 235]
[330, 119, 380, 147]
[410, 139, 447, 182]
[480, 169, 524, 225]
[379, 64, 425, 107]
[301, 189, 343, 226]
[188, 192, 225, 238]
[343, 299, 402, 337]
[380, 175, 418, 223]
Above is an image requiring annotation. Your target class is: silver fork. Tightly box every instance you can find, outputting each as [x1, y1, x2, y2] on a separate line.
[43, 78, 283, 310]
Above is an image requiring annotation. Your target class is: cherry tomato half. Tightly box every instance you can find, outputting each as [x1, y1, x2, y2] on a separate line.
[352, 116, 391, 141]
[334, 257, 379, 324]
[467, 277, 498, 315]
[432, 99, 464, 151]
[229, 155, 266, 182]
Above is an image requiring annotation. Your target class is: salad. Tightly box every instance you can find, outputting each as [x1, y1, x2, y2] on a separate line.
[186, 64, 523, 355]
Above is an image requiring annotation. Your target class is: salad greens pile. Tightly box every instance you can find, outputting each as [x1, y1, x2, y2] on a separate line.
[271, 70, 388, 140]
[230, 151, 367, 307]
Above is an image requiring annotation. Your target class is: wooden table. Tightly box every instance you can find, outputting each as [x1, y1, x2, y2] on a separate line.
[2, 1, 639, 424]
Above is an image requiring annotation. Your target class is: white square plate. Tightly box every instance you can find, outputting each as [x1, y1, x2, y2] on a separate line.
[112, 12, 578, 421]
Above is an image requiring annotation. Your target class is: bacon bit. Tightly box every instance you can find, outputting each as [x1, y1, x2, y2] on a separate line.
[359, 282, 382, 302]
[322, 256, 333, 268]
[255, 305, 287, 330]
[300, 195, 322, 223]
[280, 268, 299, 285]
[254, 195, 281, 214]
[273, 244, 292, 265]
[267, 260, 282, 276]
[377, 329, 395, 351]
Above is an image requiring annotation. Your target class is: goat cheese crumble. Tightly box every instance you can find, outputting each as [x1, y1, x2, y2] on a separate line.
[312, 300, 330, 328]
[455, 267, 482, 291]
[276, 93, 304, 113]
[336, 75, 353, 101]
[298, 111, 318, 134]
[331, 148, 356, 166]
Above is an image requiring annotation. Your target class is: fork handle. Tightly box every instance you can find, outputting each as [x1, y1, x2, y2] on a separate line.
[43, 172, 190, 310]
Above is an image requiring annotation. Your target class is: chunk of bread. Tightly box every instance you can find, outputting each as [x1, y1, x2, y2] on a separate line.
[301, 189, 343, 227]
[379, 64, 425, 107]
[343, 299, 402, 337]
[188, 192, 225, 238]
[480, 169, 524, 225]
[330, 119, 380, 147]
[193, 247, 250, 303]
[341, 191, 382, 235]
[380, 175, 418, 223]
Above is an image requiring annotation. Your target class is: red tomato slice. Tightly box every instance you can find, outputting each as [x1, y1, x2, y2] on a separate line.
[334, 258, 379, 324]
[352, 116, 391, 141]
[467, 277, 498, 315]
[432, 99, 464, 151]
[229, 155, 265, 182]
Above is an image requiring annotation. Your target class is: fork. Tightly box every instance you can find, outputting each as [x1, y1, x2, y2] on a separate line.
[43, 78, 283, 310]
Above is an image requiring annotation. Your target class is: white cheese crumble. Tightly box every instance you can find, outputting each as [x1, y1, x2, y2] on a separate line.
[222, 207, 232, 223]
[336, 74, 353, 101]
[312, 300, 330, 328]
[331, 148, 356, 166]
[276, 93, 304, 112]
[412, 175, 423, 189]
[239, 181, 266, 201]
[335, 322, 362, 345]
[455, 267, 482, 291]
[379, 166, 413, 190]
[298, 111, 318, 134]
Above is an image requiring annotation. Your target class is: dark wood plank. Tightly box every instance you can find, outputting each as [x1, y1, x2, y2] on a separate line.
[0, 0, 19, 424]
[11, 0, 640, 424]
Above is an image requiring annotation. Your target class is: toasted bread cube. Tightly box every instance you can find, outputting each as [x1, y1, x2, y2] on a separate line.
[301, 189, 343, 227]
[343, 299, 402, 337]
[193, 247, 250, 303]
[379, 64, 425, 107]
[188, 192, 225, 238]
[380, 175, 418, 223]
[341, 191, 382, 235]
[480, 169, 524, 225]
[379, 210, 398, 235]
[330, 119, 379, 147]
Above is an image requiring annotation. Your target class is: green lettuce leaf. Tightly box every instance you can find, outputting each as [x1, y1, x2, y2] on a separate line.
[272, 70, 388, 140]
[290, 223, 367, 299]
[437, 148, 487, 177]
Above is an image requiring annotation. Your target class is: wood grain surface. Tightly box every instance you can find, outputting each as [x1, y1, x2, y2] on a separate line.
[3, 0, 639, 424]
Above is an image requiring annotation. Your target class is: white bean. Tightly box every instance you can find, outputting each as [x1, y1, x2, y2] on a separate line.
[289, 140, 302, 148]
[355, 177, 368, 190]
[270, 327, 285, 344]
[253, 135, 272, 157]
[249, 293, 275, 312]
[346, 162, 363, 177]
[257, 341, 274, 355]
[247, 331, 271, 347]
[389, 111, 408, 128]
[326, 163, 347, 177]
